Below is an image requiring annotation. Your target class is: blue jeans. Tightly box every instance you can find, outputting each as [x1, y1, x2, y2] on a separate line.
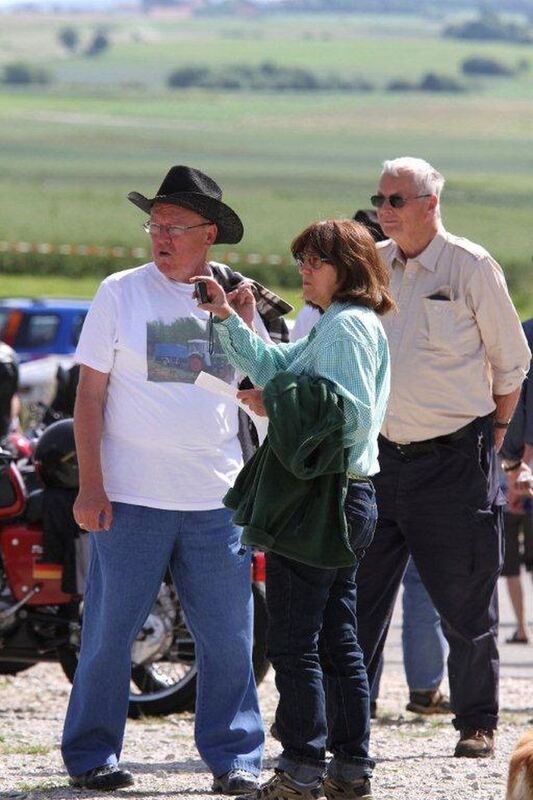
[267, 480, 377, 784]
[402, 557, 448, 691]
[62, 503, 264, 778]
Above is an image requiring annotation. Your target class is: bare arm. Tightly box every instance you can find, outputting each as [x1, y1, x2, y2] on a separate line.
[72, 365, 112, 532]
[493, 386, 521, 453]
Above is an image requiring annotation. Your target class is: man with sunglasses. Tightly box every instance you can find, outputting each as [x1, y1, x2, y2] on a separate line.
[355, 157, 530, 758]
[61, 166, 291, 792]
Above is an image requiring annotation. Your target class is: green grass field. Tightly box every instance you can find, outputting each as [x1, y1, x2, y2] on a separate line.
[0, 10, 531, 316]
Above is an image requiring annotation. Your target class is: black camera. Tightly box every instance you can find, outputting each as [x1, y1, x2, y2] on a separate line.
[195, 281, 209, 304]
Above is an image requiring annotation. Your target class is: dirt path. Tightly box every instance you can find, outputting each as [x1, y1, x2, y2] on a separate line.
[1, 662, 532, 800]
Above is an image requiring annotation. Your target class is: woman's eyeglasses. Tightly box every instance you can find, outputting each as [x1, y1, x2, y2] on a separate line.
[370, 193, 432, 209]
[294, 253, 331, 270]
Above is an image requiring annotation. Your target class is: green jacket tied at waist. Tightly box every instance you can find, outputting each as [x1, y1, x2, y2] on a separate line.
[223, 371, 356, 569]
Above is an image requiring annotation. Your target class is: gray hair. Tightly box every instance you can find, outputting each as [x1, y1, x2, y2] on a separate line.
[381, 157, 445, 198]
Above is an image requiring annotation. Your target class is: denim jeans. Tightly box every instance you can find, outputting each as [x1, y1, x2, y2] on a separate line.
[402, 557, 448, 691]
[369, 557, 448, 701]
[62, 503, 264, 778]
[357, 416, 504, 732]
[266, 480, 377, 784]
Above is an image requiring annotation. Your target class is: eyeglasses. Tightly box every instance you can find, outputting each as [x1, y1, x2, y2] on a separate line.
[294, 253, 331, 271]
[143, 221, 213, 238]
[370, 193, 432, 209]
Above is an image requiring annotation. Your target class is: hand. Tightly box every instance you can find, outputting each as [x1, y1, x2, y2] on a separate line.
[507, 486, 526, 514]
[512, 463, 533, 497]
[227, 283, 256, 329]
[189, 276, 232, 320]
[73, 487, 112, 532]
[237, 388, 267, 417]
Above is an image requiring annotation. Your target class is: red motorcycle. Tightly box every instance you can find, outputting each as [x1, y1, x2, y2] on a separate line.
[0, 434, 269, 718]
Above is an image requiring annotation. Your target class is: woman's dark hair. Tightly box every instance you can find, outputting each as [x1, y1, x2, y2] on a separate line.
[291, 219, 396, 316]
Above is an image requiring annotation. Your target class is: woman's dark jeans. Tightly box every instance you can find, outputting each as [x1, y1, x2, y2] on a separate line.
[266, 479, 377, 784]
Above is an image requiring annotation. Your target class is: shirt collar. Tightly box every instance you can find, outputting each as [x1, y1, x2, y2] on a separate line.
[315, 301, 344, 328]
[391, 226, 448, 273]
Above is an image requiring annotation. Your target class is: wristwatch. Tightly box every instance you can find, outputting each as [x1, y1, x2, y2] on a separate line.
[502, 460, 522, 473]
[493, 420, 511, 429]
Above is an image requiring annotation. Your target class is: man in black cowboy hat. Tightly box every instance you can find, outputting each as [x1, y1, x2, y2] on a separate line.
[61, 166, 290, 792]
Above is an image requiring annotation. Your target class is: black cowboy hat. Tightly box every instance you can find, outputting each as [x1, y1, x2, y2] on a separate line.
[128, 165, 243, 245]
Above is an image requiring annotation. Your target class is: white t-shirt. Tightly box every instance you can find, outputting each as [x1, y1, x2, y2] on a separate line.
[290, 305, 321, 342]
[76, 261, 257, 511]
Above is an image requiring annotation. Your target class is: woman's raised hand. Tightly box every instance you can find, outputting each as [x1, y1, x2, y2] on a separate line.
[189, 275, 232, 320]
[227, 282, 256, 329]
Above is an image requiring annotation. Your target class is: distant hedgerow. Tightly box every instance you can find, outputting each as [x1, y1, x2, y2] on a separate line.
[387, 72, 465, 93]
[2, 62, 52, 85]
[168, 61, 374, 92]
[461, 57, 515, 76]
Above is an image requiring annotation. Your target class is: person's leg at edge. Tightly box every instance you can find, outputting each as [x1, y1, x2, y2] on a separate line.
[402, 557, 448, 692]
[61, 503, 177, 777]
[169, 507, 263, 784]
[503, 513, 530, 642]
[402, 557, 450, 714]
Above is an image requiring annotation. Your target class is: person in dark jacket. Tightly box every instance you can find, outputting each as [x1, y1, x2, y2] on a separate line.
[500, 318, 533, 643]
[192, 219, 394, 800]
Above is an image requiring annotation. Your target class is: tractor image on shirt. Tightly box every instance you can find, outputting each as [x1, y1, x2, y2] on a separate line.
[153, 339, 230, 379]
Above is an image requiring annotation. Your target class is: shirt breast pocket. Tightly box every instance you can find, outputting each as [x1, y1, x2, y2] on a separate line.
[423, 298, 457, 351]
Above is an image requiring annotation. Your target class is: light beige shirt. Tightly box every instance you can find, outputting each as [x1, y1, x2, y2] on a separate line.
[379, 227, 531, 443]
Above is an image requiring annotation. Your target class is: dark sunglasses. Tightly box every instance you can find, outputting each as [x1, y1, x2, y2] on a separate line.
[370, 193, 432, 209]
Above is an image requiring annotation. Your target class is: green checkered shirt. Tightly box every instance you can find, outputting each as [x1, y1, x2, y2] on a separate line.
[216, 301, 390, 476]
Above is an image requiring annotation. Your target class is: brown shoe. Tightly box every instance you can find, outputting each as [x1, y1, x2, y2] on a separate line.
[454, 728, 494, 758]
[238, 771, 326, 800]
[323, 776, 372, 800]
[406, 689, 452, 715]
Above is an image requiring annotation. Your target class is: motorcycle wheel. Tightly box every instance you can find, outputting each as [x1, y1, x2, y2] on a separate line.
[58, 580, 269, 719]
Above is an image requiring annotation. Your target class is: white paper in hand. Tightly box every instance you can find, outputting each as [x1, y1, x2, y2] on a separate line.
[194, 371, 269, 443]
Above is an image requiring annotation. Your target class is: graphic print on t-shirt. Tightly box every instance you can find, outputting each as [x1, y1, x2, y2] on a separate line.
[147, 317, 235, 384]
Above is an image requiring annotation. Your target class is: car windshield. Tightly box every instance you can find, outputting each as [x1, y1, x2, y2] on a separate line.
[17, 314, 60, 348]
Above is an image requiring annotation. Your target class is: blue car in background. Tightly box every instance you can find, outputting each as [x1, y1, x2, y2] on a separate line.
[0, 298, 90, 363]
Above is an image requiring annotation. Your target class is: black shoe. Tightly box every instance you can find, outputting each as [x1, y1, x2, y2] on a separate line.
[70, 764, 134, 791]
[212, 769, 259, 795]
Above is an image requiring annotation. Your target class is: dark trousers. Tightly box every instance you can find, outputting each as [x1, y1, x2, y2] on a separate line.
[356, 416, 504, 732]
[266, 480, 377, 783]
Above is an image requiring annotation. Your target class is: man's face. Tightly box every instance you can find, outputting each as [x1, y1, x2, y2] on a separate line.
[149, 203, 216, 281]
[375, 172, 433, 246]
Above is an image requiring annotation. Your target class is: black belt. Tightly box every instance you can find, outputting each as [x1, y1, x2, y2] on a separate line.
[380, 418, 480, 459]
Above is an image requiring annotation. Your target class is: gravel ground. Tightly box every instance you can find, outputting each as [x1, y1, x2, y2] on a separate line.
[0, 657, 532, 800]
